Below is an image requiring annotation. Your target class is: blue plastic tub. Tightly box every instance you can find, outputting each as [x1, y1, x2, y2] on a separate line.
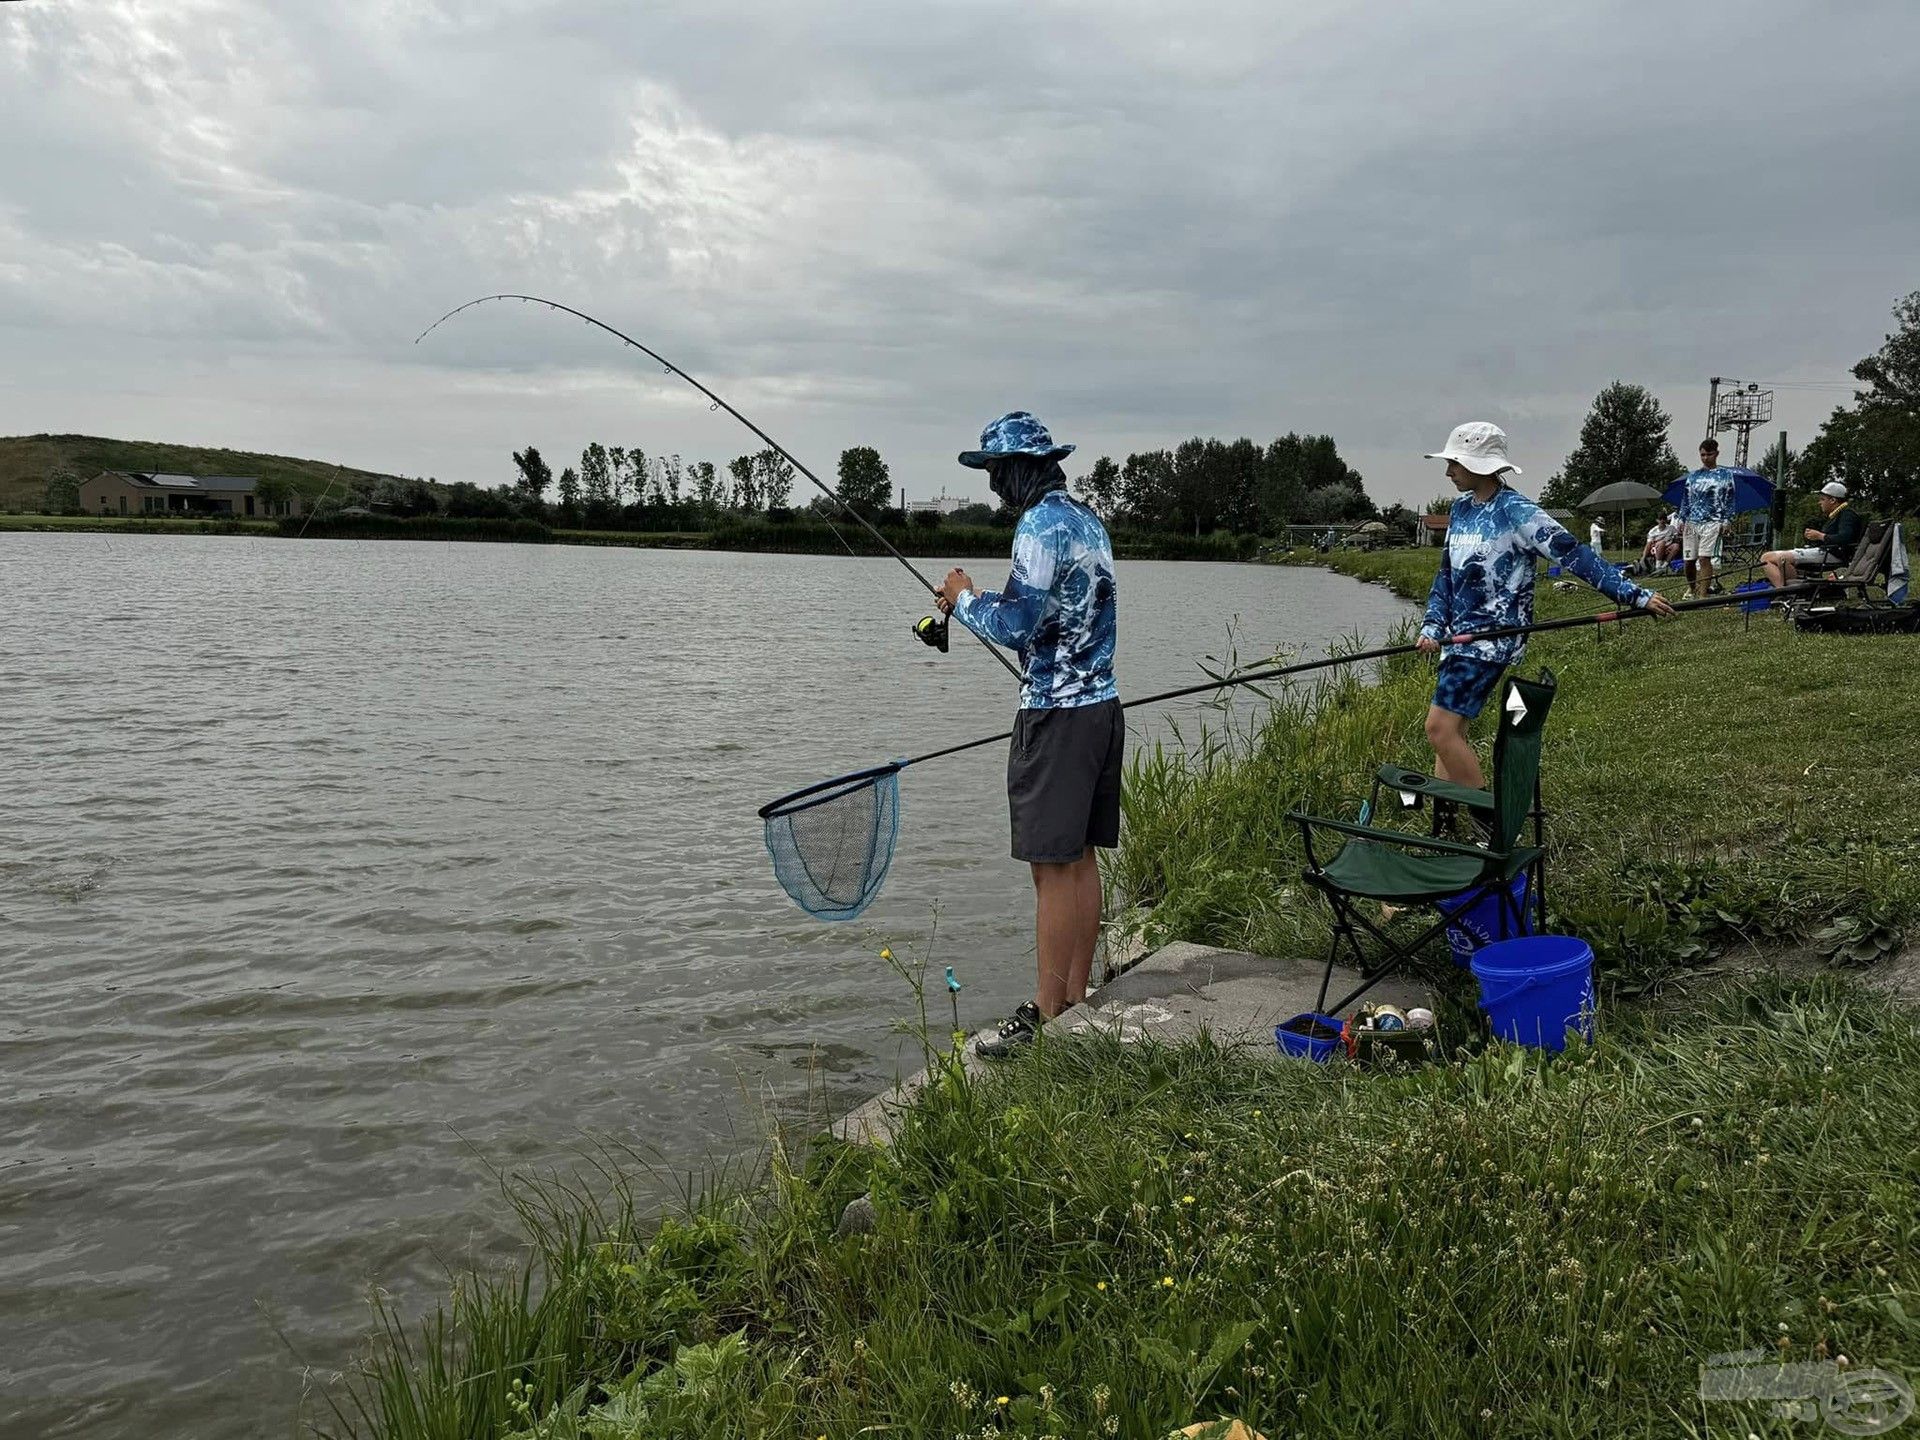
[1435, 872, 1532, 966]
[1470, 934, 1597, 1051]
[1735, 579, 1772, 613]
[1275, 1012, 1344, 1062]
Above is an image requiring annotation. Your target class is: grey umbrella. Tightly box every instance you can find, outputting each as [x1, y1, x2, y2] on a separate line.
[1577, 481, 1665, 554]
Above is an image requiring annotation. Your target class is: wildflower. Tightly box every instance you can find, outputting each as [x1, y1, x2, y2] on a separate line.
[949, 1380, 978, 1410]
[1091, 1383, 1110, 1416]
[1096, 1281, 1108, 1291]
[1162, 1276, 1175, 1287]
[996, 1396, 1010, 1408]
[1039, 1384, 1056, 1409]
[1182, 1194, 1196, 1205]
[1102, 1419, 1119, 1436]
[880, 947, 893, 961]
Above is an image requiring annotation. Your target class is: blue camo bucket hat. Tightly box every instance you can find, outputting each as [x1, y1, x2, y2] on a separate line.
[958, 411, 1076, 469]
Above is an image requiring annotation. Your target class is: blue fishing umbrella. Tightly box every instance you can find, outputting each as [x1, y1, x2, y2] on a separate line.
[1662, 466, 1775, 514]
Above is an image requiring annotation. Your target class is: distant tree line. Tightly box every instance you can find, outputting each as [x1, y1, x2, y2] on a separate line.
[322, 432, 1381, 539]
[1072, 433, 1377, 535]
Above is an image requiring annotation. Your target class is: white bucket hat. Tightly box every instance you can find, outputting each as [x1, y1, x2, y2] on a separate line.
[1425, 421, 1521, 477]
[1821, 481, 1848, 499]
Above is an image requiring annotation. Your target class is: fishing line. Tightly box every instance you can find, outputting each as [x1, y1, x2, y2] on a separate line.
[414, 293, 1023, 684]
[757, 583, 1811, 921]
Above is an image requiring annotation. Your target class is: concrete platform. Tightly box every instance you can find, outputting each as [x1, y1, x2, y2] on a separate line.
[834, 941, 1428, 1146]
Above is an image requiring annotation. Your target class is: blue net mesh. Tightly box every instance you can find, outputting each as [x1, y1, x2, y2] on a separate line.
[762, 767, 901, 921]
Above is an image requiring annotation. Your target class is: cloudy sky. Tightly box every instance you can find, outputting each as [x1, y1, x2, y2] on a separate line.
[3, 0, 1915, 508]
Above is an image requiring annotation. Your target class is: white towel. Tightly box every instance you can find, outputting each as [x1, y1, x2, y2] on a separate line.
[1890, 521, 1910, 606]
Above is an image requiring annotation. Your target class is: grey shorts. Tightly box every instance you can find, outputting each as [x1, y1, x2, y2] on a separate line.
[1006, 699, 1125, 863]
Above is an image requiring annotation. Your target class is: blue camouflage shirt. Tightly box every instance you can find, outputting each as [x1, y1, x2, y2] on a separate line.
[1678, 467, 1740, 525]
[1422, 486, 1653, 667]
[952, 490, 1118, 709]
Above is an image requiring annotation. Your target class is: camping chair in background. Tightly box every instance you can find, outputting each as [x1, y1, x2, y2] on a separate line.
[1802, 520, 1895, 605]
[1289, 667, 1557, 1017]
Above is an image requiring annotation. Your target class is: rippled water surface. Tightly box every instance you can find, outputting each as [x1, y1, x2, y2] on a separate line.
[0, 534, 1407, 1437]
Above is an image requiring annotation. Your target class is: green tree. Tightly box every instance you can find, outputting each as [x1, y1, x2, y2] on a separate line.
[836, 446, 890, 516]
[1537, 382, 1681, 514]
[1803, 289, 1920, 519]
[1424, 492, 1456, 514]
[755, 449, 795, 510]
[512, 445, 552, 507]
[1074, 455, 1121, 517]
[728, 454, 759, 511]
[580, 443, 612, 506]
[556, 465, 582, 525]
[43, 468, 81, 514]
[254, 474, 293, 516]
[690, 460, 721, 515]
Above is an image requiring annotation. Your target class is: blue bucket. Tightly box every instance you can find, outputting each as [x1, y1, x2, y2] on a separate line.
[1735, 579, 1772, 613]
[1435, 872, 1531, 966]
[1275, 1012, 1343, 1063]
[1470, 934, 1596, 1051]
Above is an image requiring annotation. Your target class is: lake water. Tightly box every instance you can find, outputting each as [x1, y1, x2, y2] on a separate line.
[0, 534, 1408, 1438]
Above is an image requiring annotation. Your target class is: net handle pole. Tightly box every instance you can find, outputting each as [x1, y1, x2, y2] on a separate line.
[893, 582, 1810, 771]
[416, 293, 1026, 687]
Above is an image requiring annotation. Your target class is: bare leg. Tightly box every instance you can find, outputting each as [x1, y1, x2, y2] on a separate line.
[1064, 849, 1102, 1007]
[1031, 852, 1100, 1018]
[1695, 555, 1714, 599]
[1425, 705, 1483, 789]
[1762, 552, 1796, 589]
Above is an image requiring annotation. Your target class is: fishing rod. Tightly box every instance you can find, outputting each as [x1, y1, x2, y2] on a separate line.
[757, 580, 1809, 919]
[413, 293, 1024, 684]
[805, 581, 1813, 783]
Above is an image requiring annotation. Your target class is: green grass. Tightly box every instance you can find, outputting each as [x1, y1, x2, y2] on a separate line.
[328, 977, 1919, 1439]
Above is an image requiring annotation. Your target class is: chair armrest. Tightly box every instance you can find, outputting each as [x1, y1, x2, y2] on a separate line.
[1371, 763, 1493, 811]
[1286, 810, 1508, 860]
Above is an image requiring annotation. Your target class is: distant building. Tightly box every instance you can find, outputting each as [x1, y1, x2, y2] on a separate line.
[78, 471, 301, 519]
[906, 489, 969, 516]
[1419, 512, 1449, 547]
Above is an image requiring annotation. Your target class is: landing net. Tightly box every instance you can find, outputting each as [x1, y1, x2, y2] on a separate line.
[758, 763, 902, 921]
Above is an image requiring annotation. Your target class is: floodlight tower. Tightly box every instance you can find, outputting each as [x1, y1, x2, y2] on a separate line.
[1706, 378, 1774, 466]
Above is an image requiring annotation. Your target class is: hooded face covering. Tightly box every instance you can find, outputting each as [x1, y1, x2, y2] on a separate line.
[987, 454, 1068, 515]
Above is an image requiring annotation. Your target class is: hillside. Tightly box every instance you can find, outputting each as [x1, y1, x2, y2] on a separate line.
[0, 434, 413, 512]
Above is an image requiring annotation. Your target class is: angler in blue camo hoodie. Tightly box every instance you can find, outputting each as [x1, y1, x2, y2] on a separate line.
[1418, 422, 1674, 788]
[935, 411, 1120, 1059]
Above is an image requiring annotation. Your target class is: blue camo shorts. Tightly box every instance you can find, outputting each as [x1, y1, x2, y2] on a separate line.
[1432, 654, 1507, 719]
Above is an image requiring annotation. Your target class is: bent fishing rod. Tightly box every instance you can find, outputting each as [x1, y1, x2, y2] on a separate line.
[414, 293, 1023, 684]
[762, 581, 1810, 810]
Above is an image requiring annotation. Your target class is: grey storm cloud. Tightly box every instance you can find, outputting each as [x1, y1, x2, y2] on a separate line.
[3, 0, 1917, 504]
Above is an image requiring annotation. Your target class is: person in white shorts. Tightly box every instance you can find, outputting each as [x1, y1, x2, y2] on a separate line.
[1679, 437, 1738, 599]
[1761, 481, 1864, 589]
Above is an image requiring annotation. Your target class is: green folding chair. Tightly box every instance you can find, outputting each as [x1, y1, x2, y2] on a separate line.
[1289, 667, 1557, 1016]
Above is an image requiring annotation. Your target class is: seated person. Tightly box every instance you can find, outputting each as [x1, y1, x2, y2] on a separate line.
[1761, 481, 1863, 589]
[1636, 512, 1682, 574]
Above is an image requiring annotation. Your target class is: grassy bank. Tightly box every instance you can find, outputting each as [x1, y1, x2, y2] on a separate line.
[333, 979, 1919, 1440]
[1114, 547, 1920, 995]
[329, 550, 1920, 1440]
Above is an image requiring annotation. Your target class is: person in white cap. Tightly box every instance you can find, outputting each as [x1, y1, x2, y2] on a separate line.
[1418, 423, 1675, 788]
[1760, 480, 1863, 589]
[1589, 516, 1606, 551]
